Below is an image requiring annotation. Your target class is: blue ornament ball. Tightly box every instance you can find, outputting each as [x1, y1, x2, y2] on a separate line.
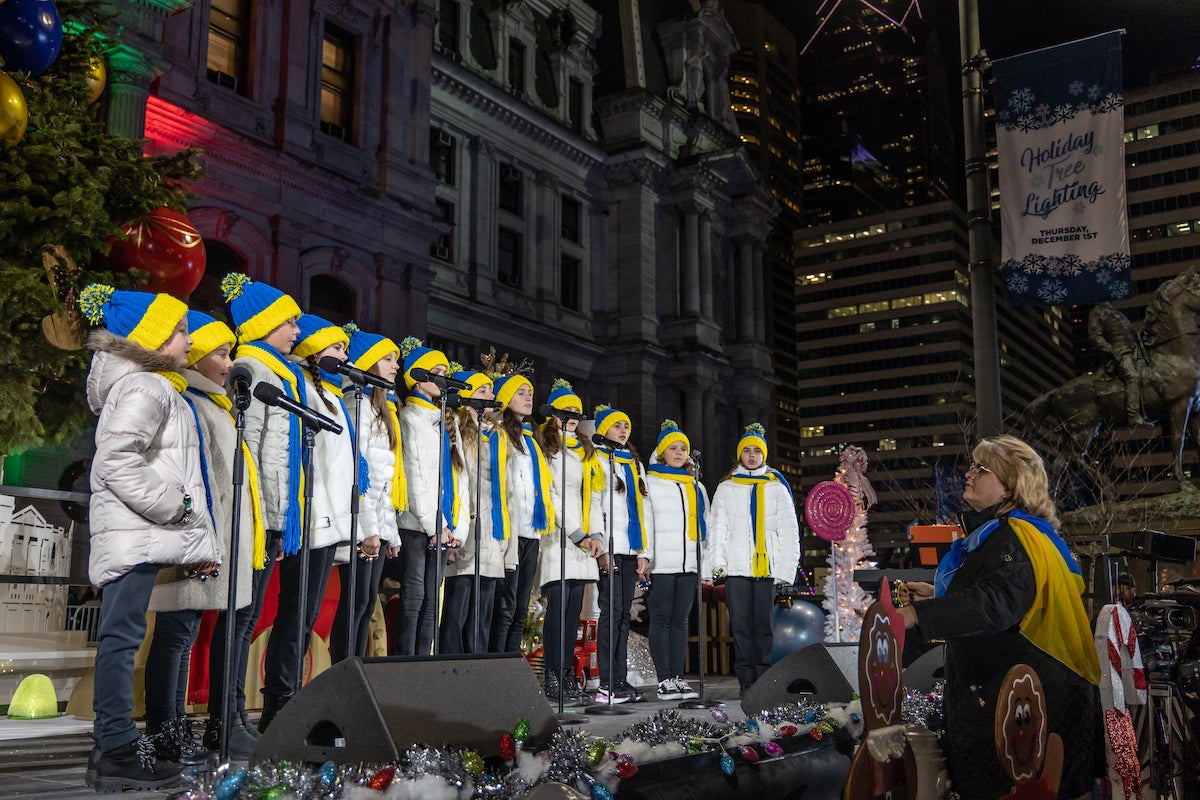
[770, 601, 825, 663]
[0, 0, 63, 77]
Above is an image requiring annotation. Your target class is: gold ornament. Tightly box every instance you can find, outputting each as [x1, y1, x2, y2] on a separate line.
[85, 56, 107, 103]
[0, 71, 29, 146]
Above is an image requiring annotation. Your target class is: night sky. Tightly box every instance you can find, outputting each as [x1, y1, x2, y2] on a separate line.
[760, 0, 1200, 87]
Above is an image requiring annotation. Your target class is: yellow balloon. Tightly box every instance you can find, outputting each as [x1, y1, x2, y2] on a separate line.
[86, 56, 106, 104]
[0, 71, 29, 147]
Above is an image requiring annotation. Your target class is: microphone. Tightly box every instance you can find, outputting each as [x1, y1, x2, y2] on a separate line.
[410, 366, 471, 391]
[443, 393, 464, 409]
[228, 364, 253, 411]
[540, 404, 588, 421]
[460, 396, 503, 411]
[592, 433, 617, 447]
[252, 383, 343, 433]
[319, 355, 394, 391]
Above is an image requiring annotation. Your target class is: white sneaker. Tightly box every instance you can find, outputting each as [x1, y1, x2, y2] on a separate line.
[656, 679, 682, 701]
[673, 677, 699, 700]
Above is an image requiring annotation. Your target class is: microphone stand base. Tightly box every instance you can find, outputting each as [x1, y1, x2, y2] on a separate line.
[583, 703, 636, 716]
[555, 711, 590, 725]
[678, 698, 722, 710]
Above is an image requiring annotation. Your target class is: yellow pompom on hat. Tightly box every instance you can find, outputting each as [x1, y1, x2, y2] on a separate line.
[547, 378, 583, 413]
[220, 272, 301, 343]
[493, 374, 533, 410]
[400, 336, 450, 390]
[344, 322, 398, 374]
[450, 362, 493, 398]
[185, 310, 235, 367]
[737, 422, 768, 462]
[655, 419, 690, 460]
[77, 284, 187, 351]
[292, 313, 350, 359]
[594, 404, 631, 438]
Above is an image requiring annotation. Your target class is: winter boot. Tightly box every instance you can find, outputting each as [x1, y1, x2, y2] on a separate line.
[92, 735, 183, 793]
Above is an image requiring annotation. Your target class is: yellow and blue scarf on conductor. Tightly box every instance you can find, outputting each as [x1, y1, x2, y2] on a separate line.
[406, 390, 461, 530]
[646, 464, 706, 541]
[319, 370, 370, 496]
[186, 387, 269, 569]
[730, 469, 791, 578]
[364, 386, 408, 515]
[521, 422, 556, 535]
[597, 445, 647, 551]
[485, 427, 511, 540]
[934, 509, 1100, 684]
[566, 433, 602, 536]
[236, 342, 308, 556]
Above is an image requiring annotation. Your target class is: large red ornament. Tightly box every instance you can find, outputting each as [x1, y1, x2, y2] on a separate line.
[108, 207, 206, 299]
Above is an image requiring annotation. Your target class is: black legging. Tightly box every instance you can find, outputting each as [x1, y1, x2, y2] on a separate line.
[490, 537, 539, 653]
[329, 555, 386, 662]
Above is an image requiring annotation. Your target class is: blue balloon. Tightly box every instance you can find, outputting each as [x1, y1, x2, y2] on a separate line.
[770, 601, 825, 663]
[0, 0, 63, 77]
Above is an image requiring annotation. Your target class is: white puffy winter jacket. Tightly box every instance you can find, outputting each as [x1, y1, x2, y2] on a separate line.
[85, 331, 219, 587]
[354, 392, 402, 549]
[398, 401, 443, 537]
[646, 472, 711, 576]
[592, 453, 653, 560]
[303, 375, 355, 550]
[539, 445, 604, 587]
[706, 465, 799, 584]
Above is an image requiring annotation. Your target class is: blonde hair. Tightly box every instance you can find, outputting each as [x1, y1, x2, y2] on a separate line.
[972, 434, 1061, 530]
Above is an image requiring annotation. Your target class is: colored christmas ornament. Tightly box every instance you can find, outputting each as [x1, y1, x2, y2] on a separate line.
[317, 760, 336, 785]
[499, 732, 517, 762]
[366, 765, 394, 790]
[780, 724, 798, 737]
[0, 0, 63, 76]
[7, 673, 58, 719]
[257, 786, 288, 799]
[741, 746, 760, 763]
[710, 707, 728, 724]
[745, 718, 759, 733]
[85, 55, 106, 103]
[586, 741, 607, 767]
[765, 742, 784, 757]
[0, 71, 29, 146]
[720, 753, 735, 775]
[514, 716, 531, 742]
[615, 761, 638, 779]
[107, 207, 207, 299]
[214, 768, 247, 800]
[462, 750, 484, 776]
[589, 781, 613, 800]
[810, 728, 824, 741]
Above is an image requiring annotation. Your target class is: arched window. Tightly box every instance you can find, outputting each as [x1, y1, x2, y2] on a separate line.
[309, 275, 355, 325]
[189, 241, 246, 320]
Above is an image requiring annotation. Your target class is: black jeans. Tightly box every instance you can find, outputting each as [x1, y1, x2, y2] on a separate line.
[647, 572, 697, 681]
[260, 543, 336, 716]
[596, 554, 639, 687]
[93, 563, 160, 751]
[144, 608, 202, 725]
[209, 531, 278, 721]
[724, 576, 775, 689]
[543, 579, 586, 680]
[394, 529, 440, 655]
[490, 537, 539, 653]
[439, 574, 497, 654]
[329, 555, 386, 662]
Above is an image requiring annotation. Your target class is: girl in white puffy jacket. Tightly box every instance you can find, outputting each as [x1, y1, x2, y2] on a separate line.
[329, 325, 405, 662]
[78, 285, 218, 792]
[707, 423, 800, 694]
[539, 380, 606, 705]
[591, 404, 653, 704]
[440, 368, 504, 654]
[488, 374, 556, 654]
[258, 315, 360, 721]
[645, 420, 709, 702]
[395, 338, 464, 655]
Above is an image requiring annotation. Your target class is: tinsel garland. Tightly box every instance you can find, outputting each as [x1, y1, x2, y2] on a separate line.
[166, 691, 950, 800]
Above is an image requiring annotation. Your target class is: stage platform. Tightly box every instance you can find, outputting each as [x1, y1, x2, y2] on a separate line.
[0, 675, 754, 799]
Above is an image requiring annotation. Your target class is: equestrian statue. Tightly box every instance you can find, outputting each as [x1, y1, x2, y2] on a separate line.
[1023, 267, 1200, 492]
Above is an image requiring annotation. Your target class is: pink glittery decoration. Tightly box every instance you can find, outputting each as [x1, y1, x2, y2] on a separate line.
[1105, 708, 1140, 800]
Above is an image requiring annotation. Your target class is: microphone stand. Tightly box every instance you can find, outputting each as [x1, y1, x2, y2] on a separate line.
[548, 413, 588, 724]
[344, 383, 364, 660]
[295, 423, 318, 691]
[679, 451, 719, 709]
[471, 413, 484, 653]
[430, 388, 452, 655]
[586, 440, 635, 716]
[218, 392, 250, 761]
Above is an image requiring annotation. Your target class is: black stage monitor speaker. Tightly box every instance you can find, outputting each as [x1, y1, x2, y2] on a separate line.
[1111, 530, 1196, 564]
[251, 653, 557, 764]
[903, 645, 945, 694]
[741, 643, 858, 716]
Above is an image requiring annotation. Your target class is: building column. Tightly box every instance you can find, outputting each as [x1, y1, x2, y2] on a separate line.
[467, 135, 495, 298]
[684, 388, 703, 441]
[269, 216, 306, 294]
[535, 169, 558, 302]
[702, 391, 718, 479]
[409, 1, 437, 164]
[737, 238, 755, 342]
[699, 212, 713, 320]
[753, 245, 766, 344]
[682, 206, 700, 316]
[105, 46, 157, 138]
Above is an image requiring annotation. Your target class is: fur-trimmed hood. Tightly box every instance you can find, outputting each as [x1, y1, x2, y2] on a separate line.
[86, 329, 184, 414]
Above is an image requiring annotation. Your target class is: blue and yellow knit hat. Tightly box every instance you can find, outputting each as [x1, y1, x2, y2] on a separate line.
[494, 374, 533, 410]
[220, 273, 301, 343]
[400, 336, 449, 390]
[449, 362, 492, 398]
[292, 314, 350, 359]
[655, 419, 690, 460]
[738, 422, 768, 462]
[78, 284, 187, 351]
[547, 378, 583, 413]
[344, 322, 398, 373]
[594, 404, 631, 438]
[185, 310, 235, 367]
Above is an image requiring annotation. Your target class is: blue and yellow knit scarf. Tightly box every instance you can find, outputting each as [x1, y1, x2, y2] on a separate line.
[597, 445, 647, 552]
[319, 371, 369, 496]
[729, 469, 790, 578]
[646, 464, 706, 541]
[484, 427, 510, 541]
[406, 391, 461, 530]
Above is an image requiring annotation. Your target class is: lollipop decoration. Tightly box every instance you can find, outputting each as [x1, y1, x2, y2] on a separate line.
[805, 480, 855, 542]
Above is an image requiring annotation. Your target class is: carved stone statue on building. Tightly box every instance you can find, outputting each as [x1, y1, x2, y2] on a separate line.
[1087, 302, 1151, 427]
[661, 1, 739, 132]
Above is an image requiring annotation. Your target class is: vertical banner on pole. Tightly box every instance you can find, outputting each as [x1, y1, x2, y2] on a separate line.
[994, 31, 1132, 307]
